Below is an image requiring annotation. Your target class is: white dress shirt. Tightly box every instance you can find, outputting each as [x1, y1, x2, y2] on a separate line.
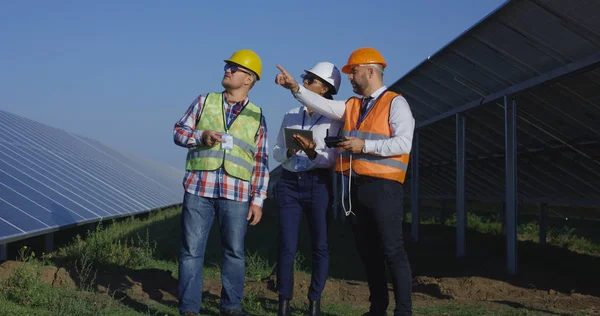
[292, 85, 415, 156]
[273, 105, 343, 172]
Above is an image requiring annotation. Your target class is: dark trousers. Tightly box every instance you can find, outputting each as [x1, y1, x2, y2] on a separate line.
[276, 169, 331, 301]
[351, 176, 412, 316]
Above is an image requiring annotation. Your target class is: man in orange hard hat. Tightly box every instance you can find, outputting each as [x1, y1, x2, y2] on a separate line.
[275, 47, 415, 316]
[174, 49, 269, 316]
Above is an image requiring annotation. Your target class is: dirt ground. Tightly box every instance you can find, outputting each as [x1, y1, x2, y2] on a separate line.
[1, 258, 599, 315]
[1, 218, 599, 315]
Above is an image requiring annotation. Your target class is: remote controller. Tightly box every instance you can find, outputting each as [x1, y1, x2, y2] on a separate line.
[324, 128, 344, 148]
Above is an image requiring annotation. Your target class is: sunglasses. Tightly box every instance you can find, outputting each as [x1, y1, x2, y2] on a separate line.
[224, 63, 252, 75]
[301, 74, 320, 85]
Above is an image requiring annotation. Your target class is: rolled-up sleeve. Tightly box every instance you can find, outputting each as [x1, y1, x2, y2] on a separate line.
[173, 95, 205, 148]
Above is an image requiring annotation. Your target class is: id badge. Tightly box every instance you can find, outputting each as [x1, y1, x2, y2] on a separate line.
[222, 134, 234, 151]
[295, 155, 308, 171]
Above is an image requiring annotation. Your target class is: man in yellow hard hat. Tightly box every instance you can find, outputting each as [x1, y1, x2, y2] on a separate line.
[173, 49, 269, 316]
[275, 47, 415, 316]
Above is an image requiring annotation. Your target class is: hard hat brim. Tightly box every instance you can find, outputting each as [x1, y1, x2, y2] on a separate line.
[342, 62, 387, 74]
[224, 60, 261, 80]
[304, 70, 338, 94]
[341, 64, 353, 74]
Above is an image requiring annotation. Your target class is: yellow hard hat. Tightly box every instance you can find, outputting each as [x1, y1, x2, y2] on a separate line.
[224, 49, 262, 80]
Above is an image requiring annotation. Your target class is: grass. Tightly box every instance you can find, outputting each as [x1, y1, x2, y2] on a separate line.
[412, 211, 600, 256]
[0, 246, 140, 315]
[0, 203, 598, 315]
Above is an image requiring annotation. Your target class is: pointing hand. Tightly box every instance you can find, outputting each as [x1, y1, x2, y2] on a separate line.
[275, 65, 300, 93]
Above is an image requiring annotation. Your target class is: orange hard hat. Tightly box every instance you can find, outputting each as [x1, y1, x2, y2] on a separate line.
[341, 47, 387, 74]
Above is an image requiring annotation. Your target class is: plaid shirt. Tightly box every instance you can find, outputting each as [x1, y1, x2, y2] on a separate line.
[173, 92, 269, 207]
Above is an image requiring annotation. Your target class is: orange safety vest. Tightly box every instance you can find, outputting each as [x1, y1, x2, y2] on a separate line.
[334, 90, 410, 184]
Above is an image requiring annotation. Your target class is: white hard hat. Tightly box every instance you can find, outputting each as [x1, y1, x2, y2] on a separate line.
[304, 62, 341, 94]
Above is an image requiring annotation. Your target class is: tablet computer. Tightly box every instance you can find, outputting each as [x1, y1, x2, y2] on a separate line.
[283, 128, 313, 150]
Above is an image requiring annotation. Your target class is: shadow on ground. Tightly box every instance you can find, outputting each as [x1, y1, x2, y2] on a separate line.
[91, 198, 600, 314]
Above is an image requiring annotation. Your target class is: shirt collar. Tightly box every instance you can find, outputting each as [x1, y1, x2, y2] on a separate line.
[222, 91, 249, 107]
[301, 105, 316, 117]
[369, 85, 387, 99]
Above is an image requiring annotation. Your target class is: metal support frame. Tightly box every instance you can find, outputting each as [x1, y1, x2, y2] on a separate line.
[456, 114, 467, 258]
[539, 203, 548, 244]
[411, 131, 420, 242]
[0, 244, 6, 262]
[45, 233, 54, 254]
[505, 95, 518, 275]
[415, 52, 600, 129]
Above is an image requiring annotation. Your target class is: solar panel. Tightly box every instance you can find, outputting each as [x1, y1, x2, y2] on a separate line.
[0, 109, 183, 244]
[387, 0, 600, 205]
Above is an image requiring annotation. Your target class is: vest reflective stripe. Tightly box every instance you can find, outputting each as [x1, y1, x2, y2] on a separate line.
[233, 137, 256, 156]
[341, 130, 389, 141]
[186, 93, 261, 181]
[335, 90, 411, 184]
[187, 150, 254, 173]
[339, 152, 408, 171]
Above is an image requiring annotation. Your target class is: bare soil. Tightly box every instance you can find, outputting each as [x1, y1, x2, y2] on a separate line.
[1, 259, 599, 315]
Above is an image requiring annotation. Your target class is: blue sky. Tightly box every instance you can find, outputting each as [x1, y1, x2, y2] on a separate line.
[0, 0, 506, 170]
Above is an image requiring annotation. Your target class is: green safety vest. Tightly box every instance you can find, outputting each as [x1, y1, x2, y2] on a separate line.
[186, 93, 261, 181]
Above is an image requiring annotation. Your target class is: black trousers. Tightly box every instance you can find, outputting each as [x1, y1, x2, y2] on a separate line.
[351, 175, 412, 316]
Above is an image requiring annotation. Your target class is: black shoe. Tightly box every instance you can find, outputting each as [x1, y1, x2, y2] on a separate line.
[308, 299, 320, 316]
[278, 299, 291, 316]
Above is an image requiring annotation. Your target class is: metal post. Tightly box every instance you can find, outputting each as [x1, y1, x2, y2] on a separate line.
[440, 199, 447, 224]
[456, 114, 466, 258]
[505, 95, 518, 275]
[411, 131, 420, 242]
[0, 244, 6, 262]
[501, 202, 506, 234]
[539, 203, 548, 244]
[45, 233, 54, 254]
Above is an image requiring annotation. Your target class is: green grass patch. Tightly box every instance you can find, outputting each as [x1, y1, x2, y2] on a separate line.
[412, 211, 600, 256]
[415, 303, 531, 316]
[2, 202, 598, 315]
[0, 247, 141, 315]
[54, 207, 182, 270]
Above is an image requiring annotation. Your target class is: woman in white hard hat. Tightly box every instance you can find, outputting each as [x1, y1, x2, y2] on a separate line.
[272, 62, 343, 316]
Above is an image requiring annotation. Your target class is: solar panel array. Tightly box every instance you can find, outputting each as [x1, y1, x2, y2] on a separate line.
[388, 0, 600, 205]
[0, 109, 183, 244]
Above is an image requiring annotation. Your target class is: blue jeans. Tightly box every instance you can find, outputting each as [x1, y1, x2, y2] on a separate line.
[178, 192, 249, 314]
[276, 169, 331, 301]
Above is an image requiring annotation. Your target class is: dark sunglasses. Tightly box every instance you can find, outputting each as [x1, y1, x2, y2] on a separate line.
[301, 73, 322, 85]
[224, 63, 251, 75]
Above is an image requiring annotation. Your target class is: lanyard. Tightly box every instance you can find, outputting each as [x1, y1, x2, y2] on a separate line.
[222, 93, 247, 133]
[355, 90, 387, 129]
[301, 110, 323, 130]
